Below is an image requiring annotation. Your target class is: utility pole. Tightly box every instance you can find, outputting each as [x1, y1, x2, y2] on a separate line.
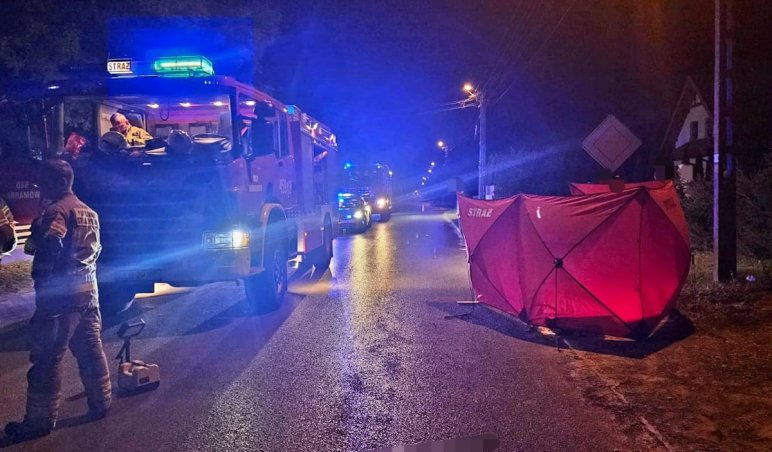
[478, 94, 487, 199]
[437, 140, 449, 165]
[713, 0, 737, 282]
[462, 82, 488, 199]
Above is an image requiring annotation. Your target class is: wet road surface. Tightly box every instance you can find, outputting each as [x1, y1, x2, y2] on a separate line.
[0, 204, 631, 451]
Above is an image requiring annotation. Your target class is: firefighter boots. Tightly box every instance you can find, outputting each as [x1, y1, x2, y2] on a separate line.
[4, 418, 55, 442]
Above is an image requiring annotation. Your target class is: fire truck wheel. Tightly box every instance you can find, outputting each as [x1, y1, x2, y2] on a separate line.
[309, 216, 333, 271]
[98, 284, 137, 316]
[245, 240, 287, 313]
[379, 211, 391, 222]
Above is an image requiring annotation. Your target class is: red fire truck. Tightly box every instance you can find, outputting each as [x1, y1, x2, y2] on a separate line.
[0, 56, 339, 313]
[342, 163, 393, 221]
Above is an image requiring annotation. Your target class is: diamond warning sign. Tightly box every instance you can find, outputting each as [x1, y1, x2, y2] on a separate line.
[582, 115, 642, 172]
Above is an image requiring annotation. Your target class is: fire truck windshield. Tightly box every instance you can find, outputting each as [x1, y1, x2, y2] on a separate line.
[346, 167, 386, 187]
[62, 96, 233, 143]
[32, 93, 237, 161]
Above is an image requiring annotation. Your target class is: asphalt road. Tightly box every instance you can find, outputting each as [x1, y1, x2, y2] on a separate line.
[0, 204, 632, 451]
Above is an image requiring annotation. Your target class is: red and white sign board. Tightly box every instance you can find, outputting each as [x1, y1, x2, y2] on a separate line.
[582, 115, 641, 172]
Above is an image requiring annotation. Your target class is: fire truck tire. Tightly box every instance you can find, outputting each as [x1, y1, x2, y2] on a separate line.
[98, 284, 137, 316]
[379, 211, 391, 222]
[245, 238, 287, 313]
[356, 220, 366, 233]
[309, 216, 333, 271]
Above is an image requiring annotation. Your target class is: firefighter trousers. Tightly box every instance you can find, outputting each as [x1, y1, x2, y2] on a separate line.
[25, 306, 111, 421]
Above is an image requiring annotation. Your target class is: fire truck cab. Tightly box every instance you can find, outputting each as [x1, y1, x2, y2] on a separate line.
[0, 56, 339, 313]
[343, 163, 393, 221]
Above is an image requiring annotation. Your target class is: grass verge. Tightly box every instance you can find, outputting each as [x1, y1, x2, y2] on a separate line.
[567, 252, 772, 451]
[0, 260, 33, 297]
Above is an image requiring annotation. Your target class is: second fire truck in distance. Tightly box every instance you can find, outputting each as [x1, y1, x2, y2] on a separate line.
[343, 163, 393, 221]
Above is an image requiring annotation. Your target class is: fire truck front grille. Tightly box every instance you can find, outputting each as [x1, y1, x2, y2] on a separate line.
[87, 189, 205, 266]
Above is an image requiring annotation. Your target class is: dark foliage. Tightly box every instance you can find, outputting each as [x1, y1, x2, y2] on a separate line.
[737, 155, 772, 262]
[677, 174, 712, 252]
[679, 155, 772, 265]
[0, 0, 279, 89]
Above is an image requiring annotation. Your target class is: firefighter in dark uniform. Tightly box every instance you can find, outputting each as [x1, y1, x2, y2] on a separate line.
[0, 196, 16, 263]
[4, 160, 111, 441]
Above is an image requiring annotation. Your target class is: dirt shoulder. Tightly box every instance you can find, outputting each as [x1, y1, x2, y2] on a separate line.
[0, 260, 33, 296]
[564, 256, 772, 451]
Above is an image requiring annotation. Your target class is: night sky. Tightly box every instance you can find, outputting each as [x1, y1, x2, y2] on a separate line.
[261, 1, 708, 185]
[112, 0, 770, 193]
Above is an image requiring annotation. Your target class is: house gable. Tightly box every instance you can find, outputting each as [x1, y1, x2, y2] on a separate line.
[659, 77, 713, 161]
[675, 100, 711, 148]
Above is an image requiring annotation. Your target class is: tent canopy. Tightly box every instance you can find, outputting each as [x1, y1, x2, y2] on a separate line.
[458, 181, 690, 338]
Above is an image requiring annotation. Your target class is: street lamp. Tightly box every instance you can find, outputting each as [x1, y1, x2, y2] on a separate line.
[437, 140, 449, 163]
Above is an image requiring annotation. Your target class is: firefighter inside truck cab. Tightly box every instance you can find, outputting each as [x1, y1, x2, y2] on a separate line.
[249, 102, 275, 154]
[109, 113, 152, 147]
[220, 101, 273, 155]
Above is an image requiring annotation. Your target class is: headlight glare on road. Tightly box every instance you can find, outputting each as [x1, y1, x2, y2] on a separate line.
[376, 198, 387, 208]
[203, 230, 250, 249]
[354, 210, 364, 219]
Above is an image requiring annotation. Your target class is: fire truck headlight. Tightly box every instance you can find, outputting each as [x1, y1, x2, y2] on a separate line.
[231, 230, 249, 249]
[376, 198, 387, 208]
[203, 230, 250, 249]
[353, 210, 364, 220]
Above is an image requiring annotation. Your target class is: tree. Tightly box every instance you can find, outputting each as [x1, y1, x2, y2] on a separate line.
[0, 0, 279, 90]
[0, 1, 82, 81]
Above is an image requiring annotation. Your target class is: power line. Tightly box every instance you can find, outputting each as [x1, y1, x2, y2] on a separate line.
[480, 1, 542, 96]
[486, 1, 554, 99]
[478, 6, 526, 93]
[483, 0, 548, 97]
[339, 100, 475, 125]
[493, 0, 579, 105]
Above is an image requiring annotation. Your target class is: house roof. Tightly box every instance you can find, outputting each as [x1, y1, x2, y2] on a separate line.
[658, 76, 713, 160]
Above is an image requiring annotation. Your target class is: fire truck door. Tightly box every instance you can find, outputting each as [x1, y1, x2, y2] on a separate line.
[297, 133, 315, 211]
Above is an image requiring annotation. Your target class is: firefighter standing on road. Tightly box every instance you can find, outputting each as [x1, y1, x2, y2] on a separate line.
[4, 160, 111, 442]
[0, 196, 16, 264]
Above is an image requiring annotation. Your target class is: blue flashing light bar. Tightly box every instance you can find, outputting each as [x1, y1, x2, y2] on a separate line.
[152, 56, 214, 77]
